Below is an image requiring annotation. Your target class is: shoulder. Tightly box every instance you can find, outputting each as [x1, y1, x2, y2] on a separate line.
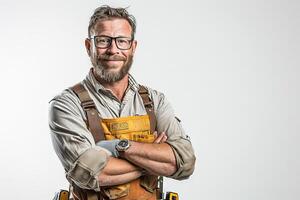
[139, 85, 165, 101]
[129, 74, 165, 102]
[49, 84, 83, 116]
[138, 85, 171, 113]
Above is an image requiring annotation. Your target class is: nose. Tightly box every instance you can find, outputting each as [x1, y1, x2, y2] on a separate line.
[106, 38, 120, 54]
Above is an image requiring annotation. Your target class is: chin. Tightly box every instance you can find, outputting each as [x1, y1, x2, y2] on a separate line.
[104, 66, 123, 74]
[102, 62, 123, 69]
[105, 66, 123, 73]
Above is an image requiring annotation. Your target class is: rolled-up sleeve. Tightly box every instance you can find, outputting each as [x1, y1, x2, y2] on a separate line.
[150, 90, 196, 180]
[48, 90, 111, 191]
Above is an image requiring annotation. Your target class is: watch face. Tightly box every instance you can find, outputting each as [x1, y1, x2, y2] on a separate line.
[119, 140, 128, 148]
[117, 139, 130, 151]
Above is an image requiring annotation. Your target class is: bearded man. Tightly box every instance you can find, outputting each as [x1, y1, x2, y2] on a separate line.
[49, 5, 195, 200]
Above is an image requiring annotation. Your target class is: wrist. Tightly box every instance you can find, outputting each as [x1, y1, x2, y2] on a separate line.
[115, 139, 131, 154]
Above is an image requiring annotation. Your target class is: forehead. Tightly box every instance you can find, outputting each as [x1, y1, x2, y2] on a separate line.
[93, 18, 132, 37]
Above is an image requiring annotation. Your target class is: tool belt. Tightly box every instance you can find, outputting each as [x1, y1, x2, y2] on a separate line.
[71, 178, 159, 200]
[69, 83, 159, 200]
[53, 187, 179, 200]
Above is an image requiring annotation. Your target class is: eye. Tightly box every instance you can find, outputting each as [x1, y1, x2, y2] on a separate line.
[117, 38, 129, 44]
[95, 37, 110, 44]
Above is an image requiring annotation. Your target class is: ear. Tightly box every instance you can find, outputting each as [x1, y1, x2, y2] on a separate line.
[131, 40, 137, 54]
[85, 38, 92, 56]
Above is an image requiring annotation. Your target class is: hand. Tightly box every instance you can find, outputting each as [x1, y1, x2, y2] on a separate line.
[96, 139, 120, 157]
[153, 131, 168, 144]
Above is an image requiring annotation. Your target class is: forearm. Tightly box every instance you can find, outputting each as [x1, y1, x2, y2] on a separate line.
[120, 142, 177, 176]
[98, 157, 142, 186]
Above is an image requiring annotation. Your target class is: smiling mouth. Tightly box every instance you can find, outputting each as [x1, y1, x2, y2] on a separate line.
[102, 60, 124, 65]
[99, 54, 126, 61]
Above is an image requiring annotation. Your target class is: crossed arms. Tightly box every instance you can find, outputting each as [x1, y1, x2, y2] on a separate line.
[98, 132, 177, 186]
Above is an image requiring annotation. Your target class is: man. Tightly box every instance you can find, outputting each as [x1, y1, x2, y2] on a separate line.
[49, 5, 195, 200]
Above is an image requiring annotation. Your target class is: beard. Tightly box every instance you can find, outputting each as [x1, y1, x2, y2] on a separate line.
[92, 54, 133, 83]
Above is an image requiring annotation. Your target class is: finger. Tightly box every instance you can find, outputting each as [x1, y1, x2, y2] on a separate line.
[153, 131, 158, 138]
[153, 135, 161, 143]
[157, 132, 165, 142]
[157, 132, 166, 143]
[153, 132, 165, 143]
[159, 134, 167, 143]
[153, 131, 160, 143]
[161, 135, 168, 143]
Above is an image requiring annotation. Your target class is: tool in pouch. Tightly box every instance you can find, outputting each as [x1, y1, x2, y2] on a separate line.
[52, 190, 69, 200]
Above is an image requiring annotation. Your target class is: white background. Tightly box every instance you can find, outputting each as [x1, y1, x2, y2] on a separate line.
[0, 0, 299, 199]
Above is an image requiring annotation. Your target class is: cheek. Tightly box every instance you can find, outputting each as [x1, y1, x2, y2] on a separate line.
[91, 49, 102, 59]
[90, 51, 97, 60]
[95, 49, 107, 56]
[123, 50, 134, 59]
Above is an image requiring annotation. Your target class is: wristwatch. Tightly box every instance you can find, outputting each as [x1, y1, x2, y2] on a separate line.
[116, 139, 131, 152]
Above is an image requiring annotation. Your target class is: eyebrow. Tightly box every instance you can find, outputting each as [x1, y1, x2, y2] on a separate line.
[96, 34, 132, 39]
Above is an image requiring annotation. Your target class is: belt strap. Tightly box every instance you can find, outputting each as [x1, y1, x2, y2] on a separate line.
[86, 191, 100, 200]
[138, 85, 157, 133]
[71, 83, 105, 143]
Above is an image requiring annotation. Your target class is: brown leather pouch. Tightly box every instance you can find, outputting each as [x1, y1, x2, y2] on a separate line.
[140, 175, 158, 193]
[102, 184, 130, 199]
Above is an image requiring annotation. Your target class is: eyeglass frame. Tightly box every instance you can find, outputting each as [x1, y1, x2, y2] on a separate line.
[89, 35, 134, 50]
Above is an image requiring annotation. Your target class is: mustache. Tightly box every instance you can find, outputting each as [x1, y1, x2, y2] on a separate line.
[97, 55, 126, 61]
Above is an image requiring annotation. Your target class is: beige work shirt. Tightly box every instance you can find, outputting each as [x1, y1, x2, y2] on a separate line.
[49, 70, 195, 191]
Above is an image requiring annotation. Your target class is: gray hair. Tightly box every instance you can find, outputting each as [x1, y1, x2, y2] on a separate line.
[88, 5, 136, 39]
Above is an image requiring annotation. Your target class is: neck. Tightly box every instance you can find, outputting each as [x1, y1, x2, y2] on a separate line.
[93, 70, 129, 102]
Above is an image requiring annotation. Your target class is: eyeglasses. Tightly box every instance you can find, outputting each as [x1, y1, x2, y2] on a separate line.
[90, 35, 133, 50]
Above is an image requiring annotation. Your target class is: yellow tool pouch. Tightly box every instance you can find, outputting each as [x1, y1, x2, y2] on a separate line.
[102, 115, 155, 142]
